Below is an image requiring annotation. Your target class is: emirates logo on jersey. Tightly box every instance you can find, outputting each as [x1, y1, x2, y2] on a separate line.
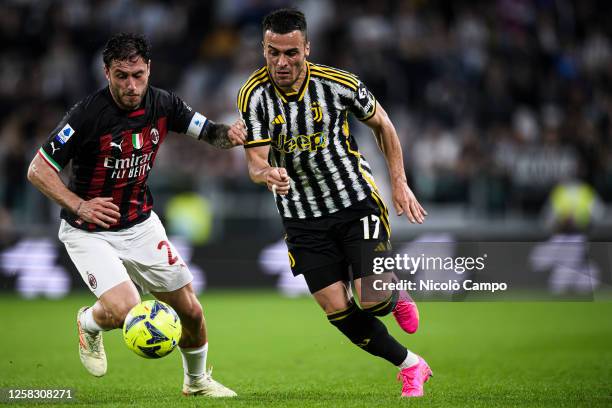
[104, 152, 154, 179]
[101, 121, 164, 180]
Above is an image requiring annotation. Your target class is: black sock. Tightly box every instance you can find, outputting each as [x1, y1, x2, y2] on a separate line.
[361, 290, 399, 317]
[327, 302, 407, 365]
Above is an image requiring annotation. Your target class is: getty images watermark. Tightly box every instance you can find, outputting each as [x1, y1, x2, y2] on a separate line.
[360, 240, 606, 301]
[370, 252, 508, 293]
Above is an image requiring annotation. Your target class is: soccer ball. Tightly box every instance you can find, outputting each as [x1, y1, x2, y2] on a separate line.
[122, 300, 182, 359]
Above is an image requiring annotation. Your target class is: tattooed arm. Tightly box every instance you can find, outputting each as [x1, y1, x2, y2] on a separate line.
[199, 120, 246, 149]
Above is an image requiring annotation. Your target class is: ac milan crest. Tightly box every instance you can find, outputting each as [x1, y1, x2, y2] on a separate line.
[150, 128, 159, 145]
[87, 272, 97, 289]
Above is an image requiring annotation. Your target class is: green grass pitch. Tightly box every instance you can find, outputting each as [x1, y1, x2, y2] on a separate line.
[1, 292, 611, 407]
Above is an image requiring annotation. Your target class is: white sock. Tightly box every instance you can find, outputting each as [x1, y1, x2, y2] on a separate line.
[79, 307, 104, 334]
[180, 343, 208, 384]
[398, 350, 419, 369]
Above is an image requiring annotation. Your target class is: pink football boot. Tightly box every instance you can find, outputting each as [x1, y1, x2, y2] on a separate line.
[392, 289, 420, 334]
[397, 356, 433, 397]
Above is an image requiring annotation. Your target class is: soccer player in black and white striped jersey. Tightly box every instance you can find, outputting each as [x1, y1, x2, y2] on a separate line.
[231, 9, 432, 397]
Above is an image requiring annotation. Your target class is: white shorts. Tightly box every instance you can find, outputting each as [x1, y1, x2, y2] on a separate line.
[58, 211, 192, 297]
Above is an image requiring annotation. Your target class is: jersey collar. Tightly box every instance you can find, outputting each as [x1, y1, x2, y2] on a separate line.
[268, 61, 311, 104]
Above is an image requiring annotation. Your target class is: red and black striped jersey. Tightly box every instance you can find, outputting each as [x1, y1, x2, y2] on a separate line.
[38, 86, 209, 231]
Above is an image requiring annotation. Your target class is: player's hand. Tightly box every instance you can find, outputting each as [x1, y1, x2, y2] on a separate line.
[227, 119, 246, 146]
[266, 167, 290, 195]
[76, 197, 121, 229]
[392, 182, 427, 224]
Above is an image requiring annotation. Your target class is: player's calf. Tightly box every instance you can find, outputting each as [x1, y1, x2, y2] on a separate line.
[152, 284, 235, 396]
[327, 302, 407, 365]
[327, 301, 432, 397]
[103, 301, 140, 328]
[175, 300, 205, 348]
[361, 288, 419, 334]
[155, 289, 205, 348]
[357, 274, 419, 334]
[361, 290, 398, 316]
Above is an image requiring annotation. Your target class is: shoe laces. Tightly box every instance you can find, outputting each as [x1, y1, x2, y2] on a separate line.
[397, 368, 418, 392]
[205, 366, 213, 377]
[87, 333, 100, 353]
[202, 366, 217, 383]
[393, 300, 410, 315]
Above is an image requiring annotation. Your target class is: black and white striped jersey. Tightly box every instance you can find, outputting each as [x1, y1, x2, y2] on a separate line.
[238, 61, 379, 219]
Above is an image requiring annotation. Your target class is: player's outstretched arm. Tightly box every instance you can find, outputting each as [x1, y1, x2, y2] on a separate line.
[245, 145, 290, 195]
[27, 154, 120, 228]
[363, 104, 427, 224]
[200, 119, 246, 149]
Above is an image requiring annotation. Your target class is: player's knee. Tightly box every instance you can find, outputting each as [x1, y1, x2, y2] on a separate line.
[361, 291, 398, 317]
[317, 295, 352, 315]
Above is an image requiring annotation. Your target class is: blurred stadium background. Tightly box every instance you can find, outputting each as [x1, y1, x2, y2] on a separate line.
[1, 0, 611, 295]
[1, 1, 611, 406]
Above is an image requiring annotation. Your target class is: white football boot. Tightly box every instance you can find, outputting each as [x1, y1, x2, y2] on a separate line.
[76, 307, 107, 377]
[182, 368, 237, 397]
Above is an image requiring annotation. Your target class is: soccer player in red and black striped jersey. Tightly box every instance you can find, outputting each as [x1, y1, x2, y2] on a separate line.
[27, 33, 239, 397]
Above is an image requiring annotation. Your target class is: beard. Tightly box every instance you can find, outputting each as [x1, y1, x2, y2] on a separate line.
[109, 81, 148, 111]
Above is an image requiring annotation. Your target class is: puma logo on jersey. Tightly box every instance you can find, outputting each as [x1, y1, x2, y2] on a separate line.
[271, 114, 285, 125]
[50, 142, 59, 155]
[110, 141, 122, 152]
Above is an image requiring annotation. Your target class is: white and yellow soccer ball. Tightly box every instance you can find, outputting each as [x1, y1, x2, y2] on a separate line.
[123, 300, 182, 359]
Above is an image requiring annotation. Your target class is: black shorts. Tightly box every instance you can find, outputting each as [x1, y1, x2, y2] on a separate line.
[282, 192, 392, 294]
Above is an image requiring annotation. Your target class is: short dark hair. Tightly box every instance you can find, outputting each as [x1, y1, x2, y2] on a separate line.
[262, 8, 307, 38]
[102, 33, 151, 67]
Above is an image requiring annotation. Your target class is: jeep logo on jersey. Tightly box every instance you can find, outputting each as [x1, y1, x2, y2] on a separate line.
[272, 132, 328, 153]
